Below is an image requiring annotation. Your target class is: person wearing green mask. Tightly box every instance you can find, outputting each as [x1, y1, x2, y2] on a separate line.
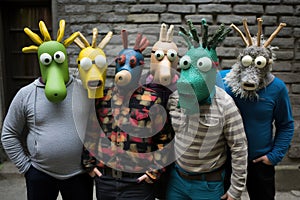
[166, 19, 248, 200]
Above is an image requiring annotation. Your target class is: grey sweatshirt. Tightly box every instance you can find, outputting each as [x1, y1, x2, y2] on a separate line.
[1, 76, 87, 180]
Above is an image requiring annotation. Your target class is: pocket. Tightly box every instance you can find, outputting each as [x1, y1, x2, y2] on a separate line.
[203, 180, 223, 192]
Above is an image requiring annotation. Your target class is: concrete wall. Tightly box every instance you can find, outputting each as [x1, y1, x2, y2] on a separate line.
[56, 0, 300, 163]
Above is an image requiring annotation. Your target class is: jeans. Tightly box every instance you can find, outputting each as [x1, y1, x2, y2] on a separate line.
[166, 166, 224, 200]
[94, 175, 155, 200]
[25, 166, 93, 200]
[247, 162, 275, 200]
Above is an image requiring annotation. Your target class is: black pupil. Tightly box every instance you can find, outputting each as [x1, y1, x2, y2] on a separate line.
[56, 54, 60, 58]
[199, 62, 203, 66]
[45, 58, 50, 63]
[257, 61, 261, 65]
[184, 61, 188, 65]
[170, 53, 174, 57]
[157, 53, 161, 57]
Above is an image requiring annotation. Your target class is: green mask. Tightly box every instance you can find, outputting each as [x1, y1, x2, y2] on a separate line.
[22, 20, 79, 103]
[177, 19, 231, 114]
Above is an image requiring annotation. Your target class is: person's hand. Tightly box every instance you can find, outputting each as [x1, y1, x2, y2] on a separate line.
[221, 192, 235, 200]
[137, 174, 154, 184]
[88, 167, 102, 177]
[253, 155, 272, 165]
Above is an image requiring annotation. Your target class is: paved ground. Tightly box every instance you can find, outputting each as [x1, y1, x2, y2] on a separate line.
[1, 161, 300, 200]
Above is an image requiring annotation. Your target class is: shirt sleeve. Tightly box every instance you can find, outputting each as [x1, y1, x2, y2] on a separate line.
[1, 89, 31, 174]
[267, 86, 294, 165]
[223, 96, 248, 199]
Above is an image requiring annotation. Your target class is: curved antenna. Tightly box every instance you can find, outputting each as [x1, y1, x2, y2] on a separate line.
[201, 18, 208, 48]
[243, 18, 252, 46]
[187, 19, 199, 43]
[263, 23, 286, 47]
[121, 29, 128, 49]
[134, 33, 142, 50]
[178, 31, 193, 49]
[63, 31, 80, 47]
[230, 23, 248, 46]
[22, 45, 39, 53]
[257, 18, 263, 46]
[166, 25, 174, 42]
[91, 28, 98, 48]
[24, 27, 43, 45]
[39, 21, 52, 41]
[56, 20, 65, 42]
[74, 37, 86, 49]
[98, 31, 113, 49]
[139, 36, 149, 52]
[159, 23, 167, 42]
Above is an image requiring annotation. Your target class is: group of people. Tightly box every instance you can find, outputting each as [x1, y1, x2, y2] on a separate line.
[1, 17, 294, 200]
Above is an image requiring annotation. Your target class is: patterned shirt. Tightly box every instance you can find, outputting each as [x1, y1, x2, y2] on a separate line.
[168, 86, 248, 199]
[82, 86, 169, 174]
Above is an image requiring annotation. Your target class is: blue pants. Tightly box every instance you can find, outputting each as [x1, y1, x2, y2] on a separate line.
[25, 166, 93, 200]
[166, 166, 224, 200]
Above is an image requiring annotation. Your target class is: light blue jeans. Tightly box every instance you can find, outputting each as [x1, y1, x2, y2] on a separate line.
[166, 165, 225, 200]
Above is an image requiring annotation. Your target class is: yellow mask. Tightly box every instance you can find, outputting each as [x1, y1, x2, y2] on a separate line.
[75, 28, 113, 98]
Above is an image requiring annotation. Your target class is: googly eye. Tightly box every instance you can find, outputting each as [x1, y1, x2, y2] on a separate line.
[167, 49, 178, 62]
[197, 57, 212, 72]
[129, 56, 137, 68]
[79, 57, 92, 70]
[255, 56, 267, 68]
[241, 55, 253, 67]
[40, 53, 52, 66]
[179, 56, 191, 70]
[154, 50, 165, 61]
[116, 54, 126, 66]
[94, 55, 107, 69]
[53, 51, 65, 64]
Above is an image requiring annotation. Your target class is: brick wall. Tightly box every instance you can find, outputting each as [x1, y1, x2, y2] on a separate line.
[56, 0, 300, 162]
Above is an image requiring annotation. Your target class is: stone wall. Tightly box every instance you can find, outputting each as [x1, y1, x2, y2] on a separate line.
[56, 0, 300, 163]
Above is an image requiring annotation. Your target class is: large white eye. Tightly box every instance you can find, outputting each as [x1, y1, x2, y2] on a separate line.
[167, 49, 178, 62]
[79, 57, 92, 70]
[197, 57, 212, 72]
[241, 55, 253, 67]
[53, 51, 65, 64]
[154, 50, 165, 61]
[179, 56, 191, 70]
[94, 55, 107, 69]
[40, 53, 52, 66]
[255, 56, 267, 68]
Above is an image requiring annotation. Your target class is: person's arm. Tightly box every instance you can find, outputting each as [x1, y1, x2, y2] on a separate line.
[223, 97, 248, 199]
[267, 86, 294, 165]
[1, 90, 31, 174]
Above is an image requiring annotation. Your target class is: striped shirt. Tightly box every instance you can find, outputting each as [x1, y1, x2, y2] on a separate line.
[168, 86, 248, 199]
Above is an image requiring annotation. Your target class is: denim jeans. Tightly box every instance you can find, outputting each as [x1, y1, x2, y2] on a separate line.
[94, 175, 155, 200]
[166, 166, 224, 200]
[25, 166, 93, 200]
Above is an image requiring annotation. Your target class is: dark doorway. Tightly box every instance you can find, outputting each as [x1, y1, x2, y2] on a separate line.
[1, 0, 51, 113]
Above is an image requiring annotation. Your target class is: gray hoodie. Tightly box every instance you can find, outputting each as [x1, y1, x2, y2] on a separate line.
[1, 76, 87, 180]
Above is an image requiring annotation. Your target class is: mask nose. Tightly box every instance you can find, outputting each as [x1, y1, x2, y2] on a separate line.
[115, 70, 132, 86]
